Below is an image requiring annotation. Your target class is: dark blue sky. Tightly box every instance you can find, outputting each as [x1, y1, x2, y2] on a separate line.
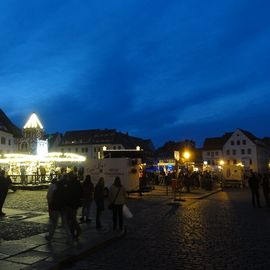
[1, 0, 270, 148]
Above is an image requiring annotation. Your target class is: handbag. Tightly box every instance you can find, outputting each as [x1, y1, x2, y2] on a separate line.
[123, 204, 133, 218]
[108, 187, 121, 210]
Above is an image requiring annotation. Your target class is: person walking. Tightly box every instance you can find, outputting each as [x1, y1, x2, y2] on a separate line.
[80, 174, 94, 223]
[248, 170, 261, 208]
[262, 173, 270, 207]
[46, 177, 57, 219]
[94, 177, 105, 230]
[0, 170, 15, 216]
[108, 176, 126, 231]
[45, 174, 73, 242]
[66, 172, 82, 240]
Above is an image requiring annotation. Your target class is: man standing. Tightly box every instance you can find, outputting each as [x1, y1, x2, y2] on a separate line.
[248, 170, 261, 208]
[0, 170, 12, 216]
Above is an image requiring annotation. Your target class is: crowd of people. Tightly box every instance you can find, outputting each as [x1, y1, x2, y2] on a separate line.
[142, 170, 221, 193]
[45, 168, 127, 243]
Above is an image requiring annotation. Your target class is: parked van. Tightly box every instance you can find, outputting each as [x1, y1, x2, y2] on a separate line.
[84, 157, 141, 194]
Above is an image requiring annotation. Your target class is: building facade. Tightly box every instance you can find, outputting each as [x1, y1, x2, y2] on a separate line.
[202, 129, 269, 176]
[50, 129, 155, 162]
[0, 109, 22, 155]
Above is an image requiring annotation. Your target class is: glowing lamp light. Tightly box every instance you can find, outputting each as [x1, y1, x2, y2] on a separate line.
[219, 160, 225, 166]
[203, 161, 208, 165]
[103, 146, 107, 151]
[183, 151, 190, 160]
[136, 146, 141, 151]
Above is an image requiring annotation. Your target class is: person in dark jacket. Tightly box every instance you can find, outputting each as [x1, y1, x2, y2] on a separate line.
[66, 172, 83, 239]
[45, 174, 72, 242]
[0, 170, 15, 216]
[248, 170, 261, 208]
[262, 173, 270, 207]
[94, 177, 105, 229]
[80, 175, 94, 223]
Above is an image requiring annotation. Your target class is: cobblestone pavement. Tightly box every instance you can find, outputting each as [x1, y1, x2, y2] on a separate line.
[0, 190, 48, 241]
[63, 188, 270, 270]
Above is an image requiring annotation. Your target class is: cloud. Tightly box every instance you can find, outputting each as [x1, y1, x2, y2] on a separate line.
[1, 0, 270, 147]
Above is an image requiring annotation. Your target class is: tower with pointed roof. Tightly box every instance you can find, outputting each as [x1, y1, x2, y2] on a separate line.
[19, 112, 46, 154]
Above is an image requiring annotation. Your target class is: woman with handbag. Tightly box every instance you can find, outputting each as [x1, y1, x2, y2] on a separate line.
[108, 176, 126, 231]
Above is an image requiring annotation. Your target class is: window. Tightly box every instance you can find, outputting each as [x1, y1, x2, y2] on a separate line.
[118, 146, 121, 149]
[250, 159, 253, 165]
[226, 150, 230, 155]
[8, 139, 11, 146]
[231, 141, 235, 145]
[248, 149, 252, 154]
[215, 152, 219, 156]
[232, 149, 236, 155]
[242, 140, 246, 145]
[211, 152, 214, 157]
[211, 160, 215, 165]
[237, 140, 240, 145]
[85, 147, 88, 153]
[82, 148, 85, 153]
[227, 160, 230, 165]
[241, 149, 245, 155]
[233, 160, 237, 164]
[113, 146, 116, 150]
[94, 147, 96, 153]
[207, 152, 210, 156]
[1, 137, 6, 145]
[75, 148, 78, 153]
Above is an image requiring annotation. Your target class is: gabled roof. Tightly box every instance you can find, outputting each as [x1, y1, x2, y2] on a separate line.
[202, 132, 232, 150]
[238, 129, 265, 146]
[24, 112, 43, 129]
[0, 109, 22, 138]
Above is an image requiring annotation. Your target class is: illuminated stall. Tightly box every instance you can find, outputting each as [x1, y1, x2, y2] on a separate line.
[0, 112, 86, 185]
[0, 152, 86, 184]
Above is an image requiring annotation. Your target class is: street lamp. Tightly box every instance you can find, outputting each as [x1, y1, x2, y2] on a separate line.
[183, 151, 190, 160]
[219, 160, 224, 166]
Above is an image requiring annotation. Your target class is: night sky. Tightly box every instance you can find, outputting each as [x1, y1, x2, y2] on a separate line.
[1, 0, 270, 148]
